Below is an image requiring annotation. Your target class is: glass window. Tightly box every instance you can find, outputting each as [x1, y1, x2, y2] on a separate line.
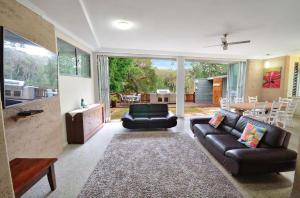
[57, 38, 76, 76]
[57, 38, 91, 77]
[77, 48, 91, 77]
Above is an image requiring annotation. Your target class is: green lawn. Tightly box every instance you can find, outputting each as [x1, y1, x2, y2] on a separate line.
[111, 106, 219, 120]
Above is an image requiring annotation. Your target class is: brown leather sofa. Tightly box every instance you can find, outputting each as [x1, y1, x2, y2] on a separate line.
[190, 109, 297, 176]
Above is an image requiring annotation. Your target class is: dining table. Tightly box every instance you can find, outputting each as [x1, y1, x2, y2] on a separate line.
[229, 102, 273, 115]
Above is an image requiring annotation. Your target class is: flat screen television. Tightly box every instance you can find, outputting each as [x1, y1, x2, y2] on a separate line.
[0, 27, 58, 108]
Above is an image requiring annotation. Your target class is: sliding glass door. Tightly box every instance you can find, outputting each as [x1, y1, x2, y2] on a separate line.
[227, 61, 247, 102]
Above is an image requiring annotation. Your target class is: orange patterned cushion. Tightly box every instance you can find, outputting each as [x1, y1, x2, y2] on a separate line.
[209, 112, 225, 128]
[238, 123, 267, 148]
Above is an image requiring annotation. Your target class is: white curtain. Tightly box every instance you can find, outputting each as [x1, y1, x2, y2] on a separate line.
[97, 55, 110, 122]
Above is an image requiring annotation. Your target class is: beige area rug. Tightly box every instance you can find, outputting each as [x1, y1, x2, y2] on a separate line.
[78, 132, 244, 198]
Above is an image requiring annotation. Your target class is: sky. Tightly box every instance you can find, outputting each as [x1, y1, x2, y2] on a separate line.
[151, 59, 192, 69]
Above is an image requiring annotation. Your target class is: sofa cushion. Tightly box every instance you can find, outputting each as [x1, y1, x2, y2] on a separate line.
[206, 134, 247, 154]
[219, 109, 241, 128]
[193, 124, 225, 137]
[235, 116, 289, 148]
[209, 111, 225, 128]
[238, 123, 267, 148]
[129, 104, 149, 118]
[148, 104, 168, 117]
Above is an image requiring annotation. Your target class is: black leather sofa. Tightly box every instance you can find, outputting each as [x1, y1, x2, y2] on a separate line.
[122, 104, 177, 129]
[190, 109, 297, 176]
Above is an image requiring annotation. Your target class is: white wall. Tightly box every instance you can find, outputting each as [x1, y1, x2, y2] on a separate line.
[56, 31, 97, 146]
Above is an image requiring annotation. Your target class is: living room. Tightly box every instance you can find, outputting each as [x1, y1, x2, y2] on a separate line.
[1, 0, 300, 198]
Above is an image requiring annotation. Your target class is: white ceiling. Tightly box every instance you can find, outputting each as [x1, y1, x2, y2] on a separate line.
[21, 0, 300, 59]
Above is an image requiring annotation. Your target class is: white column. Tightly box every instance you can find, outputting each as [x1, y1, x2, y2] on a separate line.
[176, 56, 185, 117]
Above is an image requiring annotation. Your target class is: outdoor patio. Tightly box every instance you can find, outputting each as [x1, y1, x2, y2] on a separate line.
[111, 102, 219, 120]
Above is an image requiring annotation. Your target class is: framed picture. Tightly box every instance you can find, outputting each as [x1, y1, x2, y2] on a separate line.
[262, 66, 282, 88]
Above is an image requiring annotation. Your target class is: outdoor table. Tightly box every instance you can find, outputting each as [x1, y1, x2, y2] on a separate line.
[124, 95, 138, 102]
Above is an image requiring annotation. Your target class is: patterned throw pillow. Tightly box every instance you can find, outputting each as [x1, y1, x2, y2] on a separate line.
[208, 112, 225, 128]
[238, 123, 267, 148]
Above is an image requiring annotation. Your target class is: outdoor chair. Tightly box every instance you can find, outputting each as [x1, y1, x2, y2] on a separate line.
[133, 94, 141, 103]
[119, 94, 127, 104]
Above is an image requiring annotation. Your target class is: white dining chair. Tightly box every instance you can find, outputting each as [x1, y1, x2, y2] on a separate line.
[277, 101, 298, 128]
[248, 96, 258, 103]
[266, 101, 282, 125]
[220, 98, 230, 110]
[278, 97, 293, 103]
[234, 97, 244, 103]
[252, 102, 268, 122]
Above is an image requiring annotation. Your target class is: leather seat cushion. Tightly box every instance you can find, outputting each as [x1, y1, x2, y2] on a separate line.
[206, 134, 247, 154]
[193, 124, 226, 137]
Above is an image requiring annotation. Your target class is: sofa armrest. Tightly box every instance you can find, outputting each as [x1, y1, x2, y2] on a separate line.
[225, 148, 297, 163]
[121, 112, 133, 121]
[190, 117, 211, 131]
[166, 112, 177, 120]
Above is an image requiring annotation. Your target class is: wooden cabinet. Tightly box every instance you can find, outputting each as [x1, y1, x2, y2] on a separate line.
[65, 103, 104, 144]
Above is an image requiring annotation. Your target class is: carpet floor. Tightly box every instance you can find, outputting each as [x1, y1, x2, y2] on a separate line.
[78, 132, 244, 198]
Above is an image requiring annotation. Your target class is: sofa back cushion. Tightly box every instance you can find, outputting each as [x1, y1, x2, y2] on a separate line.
[129, 104, 168, 118]
[234, 116, 290, 148]
[218, 109, 241, 133]
[129, 104, 149, 118]
[148, 104, 168, 117]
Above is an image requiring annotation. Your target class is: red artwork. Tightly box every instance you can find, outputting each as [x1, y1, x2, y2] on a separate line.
[262, 69, 281, 88]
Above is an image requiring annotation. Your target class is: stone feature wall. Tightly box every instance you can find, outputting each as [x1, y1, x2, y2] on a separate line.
[0, 0, 56, 52]
[0, 100, 14, 198]
[4, 96, 63, 160]
[0, 1, 63, 196]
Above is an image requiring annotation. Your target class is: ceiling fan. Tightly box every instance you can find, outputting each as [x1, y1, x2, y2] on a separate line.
[205, 34, 251, 50]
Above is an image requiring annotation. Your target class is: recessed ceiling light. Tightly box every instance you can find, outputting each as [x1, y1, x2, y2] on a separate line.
[113, 20, 134, 30]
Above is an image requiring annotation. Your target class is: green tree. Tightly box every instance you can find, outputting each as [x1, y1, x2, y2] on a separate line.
[109, 57, 133, 93]
[109, 57, 158, 94]
[155, 69, 177, 92]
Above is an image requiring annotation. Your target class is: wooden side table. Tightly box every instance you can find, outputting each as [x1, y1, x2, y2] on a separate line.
[10, 158, 57, 198]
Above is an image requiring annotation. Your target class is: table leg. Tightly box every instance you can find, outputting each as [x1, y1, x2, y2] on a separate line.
[47, 164, 56, 191]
